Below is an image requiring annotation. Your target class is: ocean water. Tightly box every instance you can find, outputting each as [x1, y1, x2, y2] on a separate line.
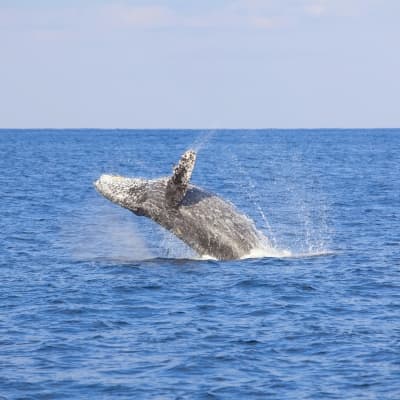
[0, 129, 399, 399]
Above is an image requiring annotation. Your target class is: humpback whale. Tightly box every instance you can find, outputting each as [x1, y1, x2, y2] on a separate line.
[94, 150, 267, 260]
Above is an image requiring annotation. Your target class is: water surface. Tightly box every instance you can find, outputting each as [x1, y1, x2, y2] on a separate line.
[1, 129, 399, 399]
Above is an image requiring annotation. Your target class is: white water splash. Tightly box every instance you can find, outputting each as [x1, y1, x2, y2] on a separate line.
[74, 134, 332, 262]
[64, 200, 331, 262]
[241, 246, 292, 260]
[240, 245, 333, 260]
[224, 148, 278, 247]
[219, 143, 333, 259]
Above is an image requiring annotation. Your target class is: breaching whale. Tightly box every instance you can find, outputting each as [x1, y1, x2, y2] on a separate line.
[94, 150, 267, 260]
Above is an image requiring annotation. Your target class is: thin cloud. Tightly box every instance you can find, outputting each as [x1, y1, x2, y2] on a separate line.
[99, 2, 290, 31]
[0, 0, 375, 37]
[101, 5, 177, 29]
[230, 0, 373, 20]
[303, 0, 370, 18]
[305, 2, 327, 17]
[0, 5, 89, 30]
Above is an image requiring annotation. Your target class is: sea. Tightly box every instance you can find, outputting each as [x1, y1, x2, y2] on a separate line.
[0, 129, 399, 399]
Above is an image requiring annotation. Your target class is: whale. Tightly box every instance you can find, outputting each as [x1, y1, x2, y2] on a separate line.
[94, 150, 267, 260]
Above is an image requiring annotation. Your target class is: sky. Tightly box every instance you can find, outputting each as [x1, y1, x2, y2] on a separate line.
[0, 0, 399, 129]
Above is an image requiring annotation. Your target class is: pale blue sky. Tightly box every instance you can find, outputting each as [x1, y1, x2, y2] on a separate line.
[1, 0, 399, 128]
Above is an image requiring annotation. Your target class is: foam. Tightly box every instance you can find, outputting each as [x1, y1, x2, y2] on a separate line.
[241, 246, 292, 259]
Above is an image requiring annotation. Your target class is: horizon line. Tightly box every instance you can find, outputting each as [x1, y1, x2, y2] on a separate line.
[1, 127, 400, 131]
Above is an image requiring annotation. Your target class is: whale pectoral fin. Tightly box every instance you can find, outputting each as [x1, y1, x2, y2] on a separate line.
[165, 149, 196, 207]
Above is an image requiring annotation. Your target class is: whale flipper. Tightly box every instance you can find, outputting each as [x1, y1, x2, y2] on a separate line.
[165, 150, 196, 207]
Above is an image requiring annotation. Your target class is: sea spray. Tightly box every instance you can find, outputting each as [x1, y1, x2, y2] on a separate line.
[192, 130, 216, 153]
[218, 141, 332, 258]
[224, 146, 278, 247]
[278, 149, 332, 256]
[64, 199, 154, 262]
[73, 131, 332, 261]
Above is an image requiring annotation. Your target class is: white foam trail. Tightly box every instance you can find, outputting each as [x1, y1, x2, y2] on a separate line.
[240, 247, 334, 260]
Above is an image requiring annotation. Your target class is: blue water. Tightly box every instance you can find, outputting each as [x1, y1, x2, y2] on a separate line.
[1, 129, 399, 399]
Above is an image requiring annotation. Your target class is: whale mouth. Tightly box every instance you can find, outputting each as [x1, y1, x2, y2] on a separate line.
[94, 174, 126, 204]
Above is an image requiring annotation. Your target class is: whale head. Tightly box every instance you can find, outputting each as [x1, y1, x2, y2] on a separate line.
[95, 149, 196, 217]
[94, 174, 148, 215]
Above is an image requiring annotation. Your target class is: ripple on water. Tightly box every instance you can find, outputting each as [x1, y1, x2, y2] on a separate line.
[1, 130, 400, 399]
